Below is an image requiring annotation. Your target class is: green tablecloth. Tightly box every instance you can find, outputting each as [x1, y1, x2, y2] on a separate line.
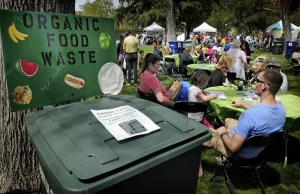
[187, 63, 217, 73]
[164, 54, 198, 66]
[206, 86, 300, 131]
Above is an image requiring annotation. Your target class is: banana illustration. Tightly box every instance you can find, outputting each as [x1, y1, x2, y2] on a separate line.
[12, 23, 28, 38]
[8, 23, 29, 43]
[8, 25, 18, 43]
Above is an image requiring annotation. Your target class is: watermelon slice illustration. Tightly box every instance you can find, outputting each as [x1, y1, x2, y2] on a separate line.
[16, 59, 39, 77]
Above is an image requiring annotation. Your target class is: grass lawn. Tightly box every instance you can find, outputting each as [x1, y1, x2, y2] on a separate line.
[119, 45, 300, 194]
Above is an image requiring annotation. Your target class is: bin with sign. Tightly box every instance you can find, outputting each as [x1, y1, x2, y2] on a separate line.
[286, 40, 297, 57]
[26, 95, 211, 194]
[1, 10, 212, 194]
[168, 40, 182, 54]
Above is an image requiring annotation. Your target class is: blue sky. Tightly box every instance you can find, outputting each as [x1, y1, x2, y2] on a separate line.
[75, 0, 119, 11]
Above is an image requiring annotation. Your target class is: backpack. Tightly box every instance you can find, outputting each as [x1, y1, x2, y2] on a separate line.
[252, 55, 269, 72]
[176, 81, 191, 101]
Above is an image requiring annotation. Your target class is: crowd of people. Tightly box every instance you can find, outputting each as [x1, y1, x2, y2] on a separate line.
[115, 28, 300, 180]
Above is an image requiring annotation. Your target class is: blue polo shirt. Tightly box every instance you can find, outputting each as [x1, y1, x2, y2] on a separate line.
[231, 103, 286, 159]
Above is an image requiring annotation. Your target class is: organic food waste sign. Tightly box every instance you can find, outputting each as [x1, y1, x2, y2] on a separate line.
[0, 10, 116, 111]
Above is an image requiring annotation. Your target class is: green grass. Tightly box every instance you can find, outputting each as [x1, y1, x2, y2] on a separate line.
[119, 46, 300, 194]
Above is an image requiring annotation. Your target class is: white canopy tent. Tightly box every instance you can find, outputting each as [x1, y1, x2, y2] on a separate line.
[177, 33, 185, 41]
[143, 22, 165, 32]
[193, 22, 217, 32]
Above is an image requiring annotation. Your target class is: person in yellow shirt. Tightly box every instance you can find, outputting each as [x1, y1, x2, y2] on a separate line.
[123, 30, 139, 86]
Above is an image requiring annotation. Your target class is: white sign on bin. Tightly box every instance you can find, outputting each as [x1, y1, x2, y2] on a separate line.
[288, 42, 293, 46]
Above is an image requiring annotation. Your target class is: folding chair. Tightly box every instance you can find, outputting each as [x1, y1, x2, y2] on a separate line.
[172, 101, 208, 124]
[136, 88, 159, 104]
[227, 72, 237, 84]
[210, 133, 280, 194]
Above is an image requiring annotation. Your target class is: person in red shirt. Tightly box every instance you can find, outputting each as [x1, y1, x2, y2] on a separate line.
[139, 53, 174, 107]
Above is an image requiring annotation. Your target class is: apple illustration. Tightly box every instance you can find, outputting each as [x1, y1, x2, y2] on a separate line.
[98, 32, 111, 49]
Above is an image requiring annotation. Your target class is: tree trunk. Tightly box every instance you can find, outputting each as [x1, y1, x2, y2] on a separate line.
[166, 0, 176, 45]
[280, 0, 292, 54]
[0, 0, 75, 193]
[186, 20, 192, 41]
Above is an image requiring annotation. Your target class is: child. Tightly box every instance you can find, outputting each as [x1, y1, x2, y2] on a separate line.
[139, 50, 144, 69]
[188, 70, 218, 128]
[188, 70, 218, 178]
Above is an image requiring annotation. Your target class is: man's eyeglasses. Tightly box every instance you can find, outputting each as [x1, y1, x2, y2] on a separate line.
[255, 77, 270, 86]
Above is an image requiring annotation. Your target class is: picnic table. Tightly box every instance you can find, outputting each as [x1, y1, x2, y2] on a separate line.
[205, 86, 300, 167]
[164, 54, 198, 66]
[187, 63, 217, 73]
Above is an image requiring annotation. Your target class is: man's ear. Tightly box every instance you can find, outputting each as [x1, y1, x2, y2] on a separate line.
[262, 83, 268, 90]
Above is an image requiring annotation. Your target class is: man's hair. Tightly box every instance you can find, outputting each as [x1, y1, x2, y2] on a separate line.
[262, 68, 283, 95]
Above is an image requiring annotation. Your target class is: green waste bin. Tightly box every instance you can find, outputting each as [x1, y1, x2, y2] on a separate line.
[25, 95, 211, 194]
[272, 40, 284, 55]
[182, 40, 192, 49]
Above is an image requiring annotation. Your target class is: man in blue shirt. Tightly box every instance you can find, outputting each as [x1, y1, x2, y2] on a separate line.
[208, 68, 286, 159]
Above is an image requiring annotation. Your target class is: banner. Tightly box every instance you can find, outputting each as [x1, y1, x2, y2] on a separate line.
[0, 10, 116, 111]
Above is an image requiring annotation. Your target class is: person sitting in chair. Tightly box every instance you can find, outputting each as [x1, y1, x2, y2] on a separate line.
[139, 53, 174, 107]
[194, 45, 204, 62]
[265, 57, 288, 93]
[206, 68, 286, 160]
[207, 54, 234, 87]
[179, 47, 194, 66]
[292, 46, 300, 66]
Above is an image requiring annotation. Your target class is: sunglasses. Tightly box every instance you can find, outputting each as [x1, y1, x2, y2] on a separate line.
[255, 77, 270, 86]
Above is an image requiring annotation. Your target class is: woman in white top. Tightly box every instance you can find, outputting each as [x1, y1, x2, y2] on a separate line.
[226, 39, 248, 80]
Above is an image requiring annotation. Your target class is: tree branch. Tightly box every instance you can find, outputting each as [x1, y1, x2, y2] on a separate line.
[263, 7, 281, 17]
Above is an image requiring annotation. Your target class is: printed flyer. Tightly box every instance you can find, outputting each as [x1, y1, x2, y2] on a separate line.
[91, 106, 160, 141]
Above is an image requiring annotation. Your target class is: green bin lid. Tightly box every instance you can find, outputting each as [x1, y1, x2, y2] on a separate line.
[26, 95, 210, 190]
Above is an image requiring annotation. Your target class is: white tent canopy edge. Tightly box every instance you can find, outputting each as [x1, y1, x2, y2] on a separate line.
[193, 22, 217, 33]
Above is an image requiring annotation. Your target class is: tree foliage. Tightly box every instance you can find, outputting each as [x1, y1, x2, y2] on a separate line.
[80, 0, 114, 18]
[115, 0, 166, 29]
[115, 0, 216, 39]
[178, 0, 215, 38]
[208, 0, 279, 33]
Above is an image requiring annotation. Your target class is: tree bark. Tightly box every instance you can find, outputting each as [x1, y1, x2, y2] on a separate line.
[280, 0, 292, 53]
[166, 0, 176, 45]
[0, 0, 75, 193]
[186, 20, 192, 41]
